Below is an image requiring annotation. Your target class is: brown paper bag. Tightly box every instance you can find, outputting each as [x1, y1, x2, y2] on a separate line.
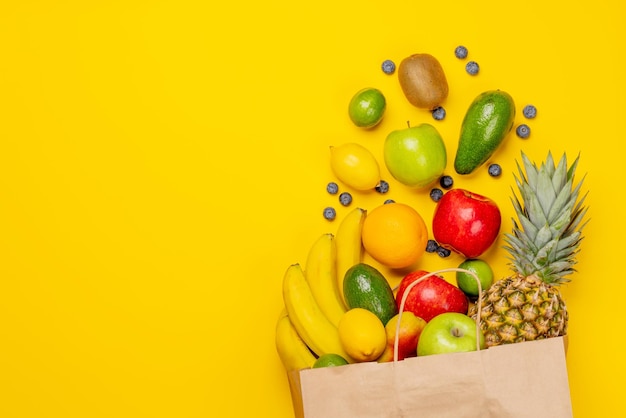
[287, 269, 573, 417]
[293, 336, 571, 418]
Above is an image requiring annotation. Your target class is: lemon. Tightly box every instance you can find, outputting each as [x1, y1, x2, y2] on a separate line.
[312, 353, 349, 368]
[348, 87, 386, 128]
[361, 202, 428, 269]
[330, 143, 381, 191]
[338, 308, 386, 362]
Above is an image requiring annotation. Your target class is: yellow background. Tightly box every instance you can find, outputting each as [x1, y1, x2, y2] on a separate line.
[1, 1, 624, 416]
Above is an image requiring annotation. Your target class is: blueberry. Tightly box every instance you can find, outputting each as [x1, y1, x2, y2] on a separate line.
[425, 239, 439, 253]
[384, 199, 395, 204]
[466, 61, 479, 75]
[488, 163, 502, 177]
[381, 59, 396, 75]
[339, 192, 352, 206]
[516, 124, 531, 139]
[439, 175, 453, 189]
[436, 246, 452, 258]
[323, 207, 336, 221]
[432, 106, 446, 121]
[326, 181, 339, 195]
[430, 188, 444, 202]
[523, 104, 537, 119]
[454, 45, 468, 59]
[375, 180, 390, 194]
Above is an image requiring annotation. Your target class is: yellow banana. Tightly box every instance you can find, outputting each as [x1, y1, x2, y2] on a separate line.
[305, 233, 346, 328]
[282, 263, 353, 362]
[335, 207, 366, 307]
[275, 309, 317, 372]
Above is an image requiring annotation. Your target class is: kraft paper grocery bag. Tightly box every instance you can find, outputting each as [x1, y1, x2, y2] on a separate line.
[291, 336, 571, 418]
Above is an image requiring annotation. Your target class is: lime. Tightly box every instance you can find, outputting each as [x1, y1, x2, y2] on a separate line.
[348, 88, 386, 128]
[456, 259, 494, 296]
[312, 353, 349, 368]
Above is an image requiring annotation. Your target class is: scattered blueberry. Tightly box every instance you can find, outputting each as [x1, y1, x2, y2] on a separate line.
[488, 163, 502, 177]
[436, 246, 452, 258]
[522, 104, 537, 119]
[425, 239, 439, 253]
[430, 188, 444, 202]
[381, 59, 396, 75]
[465, 61, 479, 75]
[384, 199, 395, 204]
[375, 180, 390, 194]
[323, 207, 336, 221]
[516, 124, 531, 139]
[432, 106, 446, 121]
[454, 45, 468, 59]
[339, 192, 352, 206]
[326, 181, 339, 195]
[439, 175, 454, 189]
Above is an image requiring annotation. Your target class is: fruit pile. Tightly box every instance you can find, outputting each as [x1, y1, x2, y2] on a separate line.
[275, 47, 588, 372]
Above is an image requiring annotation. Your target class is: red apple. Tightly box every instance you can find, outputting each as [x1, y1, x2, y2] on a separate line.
[395, 270, 469, 322]
[377, 311, 427, 362]
[432, 188, 501, 258]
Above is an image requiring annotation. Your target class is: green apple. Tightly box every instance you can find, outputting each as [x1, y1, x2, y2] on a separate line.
[456, 259, 494, 297]
[348, 88, 386, 128]
[383, 123, 447, 188]
[417, 312, 485, 356]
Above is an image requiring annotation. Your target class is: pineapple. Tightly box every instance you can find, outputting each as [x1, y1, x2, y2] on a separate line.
[469, 151, 588, 347]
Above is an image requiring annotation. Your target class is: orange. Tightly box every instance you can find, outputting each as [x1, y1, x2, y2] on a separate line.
[361, 202, 428, 269]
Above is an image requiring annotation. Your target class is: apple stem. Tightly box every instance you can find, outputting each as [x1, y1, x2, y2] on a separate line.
[406, 120, 411, 128]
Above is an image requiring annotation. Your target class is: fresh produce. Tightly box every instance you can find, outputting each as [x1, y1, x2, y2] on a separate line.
[339, 192, 352, 206]
[305, 233, 346, 327]
[377, 311, 426, 362]
[397, 53, 448, 110]
[488, 163, 502, 177]
[375, 180, 389, 194]
[383, 123, 447, 188]
[312, 353, 349, 368]
[417, 312, 486, 356]
[326, 182, 339, 195]
[469, 152, 588, 347]
[338, 308, 387, 362]
[454, 45, 468, 59]
[335, 207, 366, 307]
[330, 142, 381, 191]
[429, 188, 443, 202]
[465, 61, 480, 75]
[361, 202, 428, 269]
[381, 59, 396, 75]
[439, 175, 453, 189]
[522, 104, 537, 119]
[395, 271, 469, 322]
[454, 90, 515, 175]
[456, 259, 494, 297]
[275, 310, 317, 371]
[343, 263, 398, 326]
[323, 207, 336, 221]
[431, 106, 446, 121]
[432, 188, 502, 258]
[348, 87, 386, 128]
[282, 263, 353, 361]
[516, 124, 531, 139]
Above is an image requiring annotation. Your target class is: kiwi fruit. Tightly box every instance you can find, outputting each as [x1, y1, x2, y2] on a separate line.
[398, 53, 448, 110]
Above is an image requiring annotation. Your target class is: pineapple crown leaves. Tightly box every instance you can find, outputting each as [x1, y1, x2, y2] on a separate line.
[503, 151, 589, 285]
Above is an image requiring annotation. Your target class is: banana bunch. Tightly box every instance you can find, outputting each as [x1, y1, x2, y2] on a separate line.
[275, 207, 367, 372]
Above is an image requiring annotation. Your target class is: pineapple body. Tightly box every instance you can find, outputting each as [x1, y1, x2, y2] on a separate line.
[471, 152, 586, 348]
[469, 274, 568, 347]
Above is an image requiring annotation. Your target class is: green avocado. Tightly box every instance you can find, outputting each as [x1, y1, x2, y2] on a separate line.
[454, 90, 515, 175]
[343, 263, 397, 325]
